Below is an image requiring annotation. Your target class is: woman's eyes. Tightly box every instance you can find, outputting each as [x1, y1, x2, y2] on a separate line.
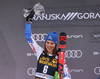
[51, 43, 54, 45]
[47, 42, 54, 45]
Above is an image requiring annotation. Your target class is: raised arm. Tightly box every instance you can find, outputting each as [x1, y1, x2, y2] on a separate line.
[23, 5, 44, 60]
[25, 22, 43, 60]
[24, 3, 45, 60]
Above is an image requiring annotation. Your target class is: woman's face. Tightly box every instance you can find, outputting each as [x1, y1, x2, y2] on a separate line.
[46, 40, 56, 54]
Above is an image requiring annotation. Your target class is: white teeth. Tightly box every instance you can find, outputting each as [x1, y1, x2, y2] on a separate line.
[48, 48, 51, 50]
[47, 47, 52, 50]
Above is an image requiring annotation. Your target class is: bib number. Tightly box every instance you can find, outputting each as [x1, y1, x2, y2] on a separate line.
[43, 65, 48, 74]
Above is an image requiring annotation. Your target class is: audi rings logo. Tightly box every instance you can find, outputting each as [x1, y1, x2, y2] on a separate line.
[27, 67, 36, 76]
[65, 50, 82, 58]
[32, 33, 47, 42]
[94, 67, 100, 75]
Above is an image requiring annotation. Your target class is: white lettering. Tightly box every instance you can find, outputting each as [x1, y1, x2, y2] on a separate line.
[70, 69, 83, 73]
[95, 13, 100, 18]
[67, 35, 83, 38]
[33, 12, 100, 20]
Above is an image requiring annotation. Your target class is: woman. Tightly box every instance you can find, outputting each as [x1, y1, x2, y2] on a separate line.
[24, 4, 71, 79]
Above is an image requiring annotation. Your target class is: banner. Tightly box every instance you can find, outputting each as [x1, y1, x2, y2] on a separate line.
[32, 7, 100, 27]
